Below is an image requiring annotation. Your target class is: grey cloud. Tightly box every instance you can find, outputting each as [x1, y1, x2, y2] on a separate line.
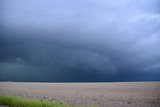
[0, 0, 160, 81]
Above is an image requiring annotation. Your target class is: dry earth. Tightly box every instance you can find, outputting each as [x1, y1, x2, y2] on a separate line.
[0, 82, 160, 107]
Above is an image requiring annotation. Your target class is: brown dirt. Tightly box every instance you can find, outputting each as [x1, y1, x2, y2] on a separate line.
[0, 82, 160, 107]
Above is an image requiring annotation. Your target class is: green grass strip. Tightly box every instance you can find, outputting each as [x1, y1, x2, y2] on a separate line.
[0, 95, 80, 107]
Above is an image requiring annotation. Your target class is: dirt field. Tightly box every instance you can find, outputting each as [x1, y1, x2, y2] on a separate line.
[0, 82, 160, 107]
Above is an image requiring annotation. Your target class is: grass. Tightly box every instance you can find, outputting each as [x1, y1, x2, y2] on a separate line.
[0, 95, 80, 107]
[0, 95, 96, 107]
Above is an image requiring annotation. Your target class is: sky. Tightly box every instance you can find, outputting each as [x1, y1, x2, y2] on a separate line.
[0, 0, 160, 82]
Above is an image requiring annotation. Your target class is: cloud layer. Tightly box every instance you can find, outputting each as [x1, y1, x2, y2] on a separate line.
[0, 0, 160, 81]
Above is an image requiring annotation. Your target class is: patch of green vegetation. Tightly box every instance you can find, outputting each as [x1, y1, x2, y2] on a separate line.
[0, 95, 77, 107]
[0, 95, 96, 107]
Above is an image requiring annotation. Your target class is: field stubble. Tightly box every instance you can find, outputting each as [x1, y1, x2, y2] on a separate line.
[0, 82, 160, 107]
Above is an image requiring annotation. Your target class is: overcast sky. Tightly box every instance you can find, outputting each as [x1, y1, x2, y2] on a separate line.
[0, 0, 160, 82]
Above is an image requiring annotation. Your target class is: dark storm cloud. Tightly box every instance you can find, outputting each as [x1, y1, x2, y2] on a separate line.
[0, 0, 160, 81]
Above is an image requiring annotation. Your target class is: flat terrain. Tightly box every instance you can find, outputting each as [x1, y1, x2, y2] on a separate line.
[0, 82, 160, 107]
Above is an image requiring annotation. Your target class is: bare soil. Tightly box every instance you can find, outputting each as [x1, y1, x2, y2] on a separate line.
[0, 82, 160, 107]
